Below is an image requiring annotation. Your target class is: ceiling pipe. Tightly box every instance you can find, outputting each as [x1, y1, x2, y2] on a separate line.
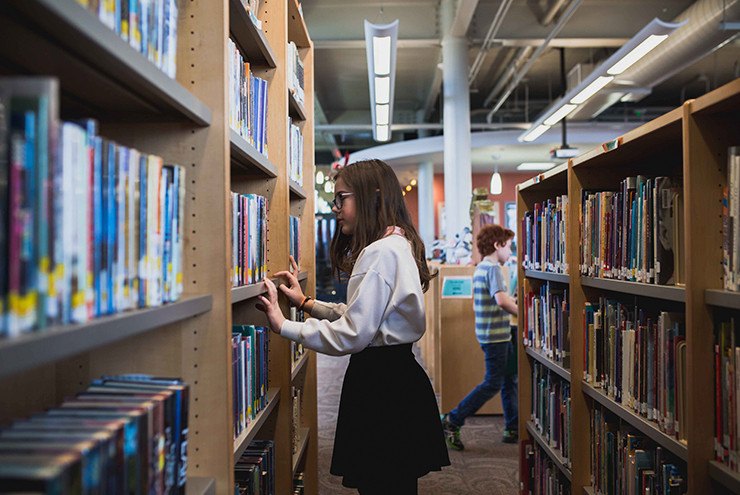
[541, 0, 570, 26]
[315, 123, 530, 132]
[468, 0, 515, 83]
[482, 46, 535, 107]
[486, 0, 583, 123]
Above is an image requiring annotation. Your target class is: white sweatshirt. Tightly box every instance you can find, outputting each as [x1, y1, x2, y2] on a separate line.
[280, 234, 426, 356]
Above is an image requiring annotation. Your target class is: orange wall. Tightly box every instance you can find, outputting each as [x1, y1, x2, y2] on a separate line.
[403, 172, 535, 238]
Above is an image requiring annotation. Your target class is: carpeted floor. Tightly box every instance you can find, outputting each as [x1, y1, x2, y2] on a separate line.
[316, 349, 519, 495]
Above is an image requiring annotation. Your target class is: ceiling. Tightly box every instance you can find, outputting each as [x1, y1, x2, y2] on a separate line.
[303, 0, 740, 172]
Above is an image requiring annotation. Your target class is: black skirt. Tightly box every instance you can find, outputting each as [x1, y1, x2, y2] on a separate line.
[330, 343, 451, 488]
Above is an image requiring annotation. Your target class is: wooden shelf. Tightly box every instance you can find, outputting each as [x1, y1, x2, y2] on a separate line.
[0, 295, 212, 379]
[0, 0, 211, 125]
[581, 382, 688, 461]
[525, 347, 571, 382]
[298, 271, 308, 283]
[229, 0, 277, 68]
[287, 0, 311, 48]
[526, 421, 572, 482]
[230, 129, 278, 178]
[233, 387, 281, 460]
[517, 163, 569, 193]
[186, 477, 216, 495]
[583, 487, 595, 495]
[292, 427, 310, 475]
[709, 460, 740, 494]
[290, 180, 308, 199]
[705, 289, 740, 311]
[291, 352, 309, 383]
[232, 282, 268, 304]
[289, 90, 307, 121]
[525, 269, 569, 284]
[580, 276, 685, 303]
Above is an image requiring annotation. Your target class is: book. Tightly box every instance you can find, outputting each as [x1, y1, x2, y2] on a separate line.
[724, 147, 740, 291]
[232, 325, 269, 439]
[522, 439, 571, 495]
[235, 439, 275, 495]
[231, 192, 267, 287]
[228, 39, 269, 158]
[522, 195, 568, 274]
[531, 362, 571, 466]
[523, 281, 569, 366]
[288, 119, 304, 186]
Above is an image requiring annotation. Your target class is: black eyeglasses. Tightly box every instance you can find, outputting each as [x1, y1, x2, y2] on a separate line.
[332, 192, 355, 209]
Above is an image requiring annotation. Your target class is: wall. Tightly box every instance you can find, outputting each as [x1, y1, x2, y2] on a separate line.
[403, 171, 535, 238]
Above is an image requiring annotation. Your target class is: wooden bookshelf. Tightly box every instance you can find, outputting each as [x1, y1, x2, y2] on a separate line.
[293, 426, 311, 475]
[525, 421, 572, 482]
[289, 90, 308, 121]
[524, 347, 571, 382]
[291, 352, 310, 383]
[290, 180, 308, 199]
[0, 0, 318, 493]
[709, 460, 740, 494]
[524, 269, 569, 284]
[516, 79, 740, 495]
[583, 487, 595, 495]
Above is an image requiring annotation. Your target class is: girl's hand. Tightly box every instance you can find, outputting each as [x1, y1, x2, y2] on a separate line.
[274, 256, 305, 307]
[257, 278, 286, 334]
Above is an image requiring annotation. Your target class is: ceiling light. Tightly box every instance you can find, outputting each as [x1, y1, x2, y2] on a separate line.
[376, 104, 389, 125]
[375, 77, 390, 104]
[517, 162, 556, 171]
[607, 34, 669, 75]
[376, 125, 390, 142]
[543, 104, 577, 126]
[405, 185, 412, 191]
[373, 36, 391, 75]
[324, 181, 333, 193]
[570, 76, 614, 104]
[490, 172, 502, 195]
[520, 124, 551, 142]
[410, 179, 417, 186]
[315, 170, 325, 185]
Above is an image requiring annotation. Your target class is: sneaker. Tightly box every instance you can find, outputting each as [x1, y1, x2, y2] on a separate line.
[502, 429, 518, 444]
[441, 414, 465, 451]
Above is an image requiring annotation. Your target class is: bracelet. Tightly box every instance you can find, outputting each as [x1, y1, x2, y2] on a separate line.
[298, 296, 312, 311]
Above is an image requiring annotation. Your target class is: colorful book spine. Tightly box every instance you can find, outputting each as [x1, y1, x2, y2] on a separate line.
[521, 440, 571, 495]
[288, 119, 304, 186]
[235, 439, 275, 495]
[289, 215, 300, 269]
[522, 195, 568, 274]
[724, 147, 740, 291]
[232, 325, 269, 439]
[228, 39, 269, 158]
[531, 362, 572, 466]
[523, 282, 569, 366]
[714, 315, 740, 471]
[231, 192, 267, 287]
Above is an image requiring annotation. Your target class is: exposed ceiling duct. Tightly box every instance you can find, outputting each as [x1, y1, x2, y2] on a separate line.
[571, 0, 740, 119]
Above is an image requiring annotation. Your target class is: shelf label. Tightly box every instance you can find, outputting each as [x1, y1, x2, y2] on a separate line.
[602, 137, 623, 152]
[442, 276, 473, 298]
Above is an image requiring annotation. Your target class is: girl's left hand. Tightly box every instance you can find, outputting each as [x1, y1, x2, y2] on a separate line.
[257, 279, 286, 334]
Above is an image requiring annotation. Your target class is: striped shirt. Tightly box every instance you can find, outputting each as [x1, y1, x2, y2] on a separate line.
[474, 259, 511, 344]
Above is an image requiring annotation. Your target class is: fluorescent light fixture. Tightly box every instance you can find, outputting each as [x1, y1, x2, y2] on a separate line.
[366, 20, 399, 142]
[373, 36, 391, 75]
[571, 76, 614, 104]
[521, 124, 551, 142]
[543, 104, 577, 126]
[376, 125, 390, 141]
[375, 104, 389, 125]
[607, 34, 669, 75]
[490, 172, 503, 195]
[517, 162, 556, 171]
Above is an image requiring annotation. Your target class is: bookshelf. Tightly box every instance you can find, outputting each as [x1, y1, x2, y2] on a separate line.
[524, 269, 570, 284]
[524, 347, 571, 382]
[0, 0, 318, 494]
[516, 78, 740, 494]
[525, 421, 572, 482]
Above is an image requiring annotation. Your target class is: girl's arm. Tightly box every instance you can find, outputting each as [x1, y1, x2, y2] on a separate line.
[275, 256, 346, 320]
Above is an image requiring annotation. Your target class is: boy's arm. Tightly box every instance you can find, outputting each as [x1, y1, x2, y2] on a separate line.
[494, 291, 518, 316]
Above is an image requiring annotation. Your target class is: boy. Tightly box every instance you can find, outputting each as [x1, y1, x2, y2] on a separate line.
[441, 224, 519, 450]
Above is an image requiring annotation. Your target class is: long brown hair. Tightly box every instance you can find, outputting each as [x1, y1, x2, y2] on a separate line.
[329, 159, 437, 292]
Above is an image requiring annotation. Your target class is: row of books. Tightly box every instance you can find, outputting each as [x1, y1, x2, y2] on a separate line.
[522, 196, 569, 274]
[229, 39, 269, 158]
[583, 300, 687, 442]
[75, 0, 179, 78]
[0, 78, 184, 338]
[723, 146, 740, 291]
[290, 307, 306, 365]
[293, 472, 305, 495]
[287, 42, 305, 106]
[523, 282, 570, 367]
[531, 362, 572, 467]
[714, 315, 740, 470]
[231, 192, 267, 287]
[234, 439, 275, 495]
[292, 386, 303, 456]
[579, 176, 684, 286]
[521, 441, 571, 495]
[591, 406, 687, 495]
[239, 0, 263, 30]
[232, 325, 270, 439]
[290, 215, 301, 268]
[0, 374, 189, 495]
[289, 118, 304, 186]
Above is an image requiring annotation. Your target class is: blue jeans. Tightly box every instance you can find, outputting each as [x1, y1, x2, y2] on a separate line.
[448, 339, 518, 431]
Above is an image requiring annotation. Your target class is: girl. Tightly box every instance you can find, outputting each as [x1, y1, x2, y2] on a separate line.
[257, 159, 450, 495]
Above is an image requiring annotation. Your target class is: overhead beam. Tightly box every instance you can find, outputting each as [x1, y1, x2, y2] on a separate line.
[315, 122, 530, 132]
[314, 37, 629, 49]
[447, 0, 480, 38]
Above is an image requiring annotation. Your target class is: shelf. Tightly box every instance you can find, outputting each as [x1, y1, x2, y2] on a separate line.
[292, 427, 310, 475]
[517, 162, 569, 193]
[581, 382, 688, 461]
[706, 289, 740, 311]
[230, 129, 278, 178]
[186, 477, 216, 495]
[0, 295, 213, 379]
[525, 347, 571, 382]
[298, 271, 308, 283]
[234, 387, 281, 460]
[0, 0, 211, 126]
[583, 487, 595, 495]
[291, 352, 309, 383]
[526, 421, 572, 482]
[232, 282, 268, 304]
[287, 0, 311, 49]
[580, 276, 685, 303]
[289, 90, 307, 121]
[525, 270, 570, 284]
[229, 0, 277, 68]
[290, 180, 308, 200]
[709, 460, 740, 494]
